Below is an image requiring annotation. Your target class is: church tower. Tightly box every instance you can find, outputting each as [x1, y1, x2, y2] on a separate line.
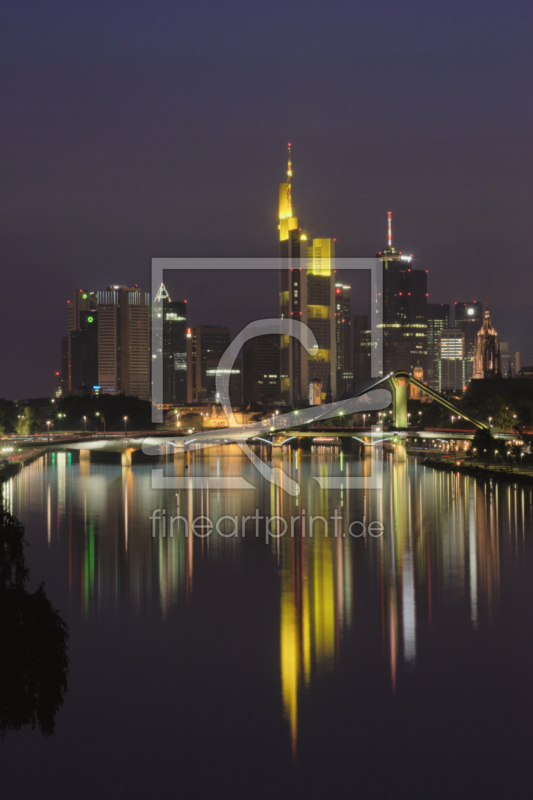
[472, 301, 501, 379]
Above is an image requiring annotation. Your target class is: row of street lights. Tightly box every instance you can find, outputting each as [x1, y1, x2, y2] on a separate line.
[46, 414, 128, 438]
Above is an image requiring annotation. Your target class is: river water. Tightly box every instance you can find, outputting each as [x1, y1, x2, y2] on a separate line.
[2, 449, 533, 799]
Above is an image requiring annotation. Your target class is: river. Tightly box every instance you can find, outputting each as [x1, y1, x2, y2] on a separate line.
[2, 448, 533, 798]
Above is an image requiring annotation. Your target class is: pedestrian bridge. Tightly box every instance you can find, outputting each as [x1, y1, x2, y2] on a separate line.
[16, 372, 517, 465]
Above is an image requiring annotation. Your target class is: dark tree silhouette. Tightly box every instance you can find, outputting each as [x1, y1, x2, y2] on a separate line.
[0, 491, 69, 737]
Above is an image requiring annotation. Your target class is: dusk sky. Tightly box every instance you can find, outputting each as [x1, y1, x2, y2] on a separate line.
[2, 0, 532, 398]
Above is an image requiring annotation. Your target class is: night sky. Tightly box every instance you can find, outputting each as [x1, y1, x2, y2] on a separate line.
[2, 0, 532, 399]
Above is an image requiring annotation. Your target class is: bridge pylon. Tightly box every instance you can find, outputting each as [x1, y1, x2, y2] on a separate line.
[388, 373, 409, 429]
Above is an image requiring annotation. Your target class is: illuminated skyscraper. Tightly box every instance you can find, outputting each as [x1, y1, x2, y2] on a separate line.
[440, 328, 465, 392]
[279, 145, 336, 403]
[157, 284, 187, 405]
[454, 301, 483, 384]
[187, 325, 231, 401]
[65, 286, 150, 400]
[335, 283, 352, 396]
[379, 213, 427, 376]
[352, 314, 371, 390]
[427, 303, 450, 391]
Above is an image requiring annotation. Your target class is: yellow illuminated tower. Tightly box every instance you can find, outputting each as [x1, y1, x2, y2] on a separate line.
[279, 145, 336, 403]
[278, 143, 298, 242]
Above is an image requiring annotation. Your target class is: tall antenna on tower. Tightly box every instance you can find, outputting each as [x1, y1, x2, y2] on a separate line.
[387, 211, 392, 248]
[286, 143, 292, 214]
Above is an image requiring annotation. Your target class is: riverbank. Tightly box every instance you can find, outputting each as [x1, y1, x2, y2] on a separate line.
[423, 457, 533, 485]
[0, 448, 47, 480]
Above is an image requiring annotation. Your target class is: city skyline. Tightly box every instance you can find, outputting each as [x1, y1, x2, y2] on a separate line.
[3, 170, 530, 398]
[23, 156, 526, 405]
[2, 4, 532, 401]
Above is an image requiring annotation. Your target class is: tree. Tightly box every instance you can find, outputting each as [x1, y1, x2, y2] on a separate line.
[0, 399, 16, 434]
[471, 428, 495, 462]
[0, 493, 69, 737]
[13, 406, 43, 436]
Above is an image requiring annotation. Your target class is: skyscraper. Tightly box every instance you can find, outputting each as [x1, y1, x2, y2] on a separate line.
[427, 303, 450, 392]
[67, 289, 97, 391]
[187, 325, 231, 401]
[97, 286, 151, 400]
[243, 334, 281, 406]
[500, 343, 521, 378]
[279, 145, 336, 403]
[473, 302, 501, 380]
[379, 213, 427, 376]
[65, 286, 150, 400]
[60, 336, 69, 396]
[454, 301, 483, 384]
[335, 283, 352, 396]
[440, 329, 465, 392]
[306, 238, 336, 400]
[70, 310, 98, 393]
[155, 283, 188, 405]
[352, 314, 371, 391]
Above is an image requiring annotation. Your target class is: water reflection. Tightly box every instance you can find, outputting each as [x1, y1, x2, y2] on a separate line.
[4, 450, 533, 757]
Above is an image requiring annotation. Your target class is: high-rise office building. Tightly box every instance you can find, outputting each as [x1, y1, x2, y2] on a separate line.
[70, 310, 98, 393]
[279, 145, 336, 403]
[379, 213, 427, 376]
[440, 329, 465, 392]
[306, 239, 336, 400]
[335, 283, 352, 396]
[473, 302, 501, 380]
[67, 290, 97, 391]
[187, 325, 231, 402]
[352, 314, 371, 391]
[427, 303, 450, 392]
[65, 286, 150, 400]
[206, 357, 242, 406]
[243, 334, 281, 406]
[154, 283, 188, 405]
[500, 343, 521, 378]
[454, 302, 483, 384]
[60, 336, 69, 396]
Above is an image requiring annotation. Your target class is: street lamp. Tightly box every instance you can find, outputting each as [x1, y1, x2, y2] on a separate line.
[489, 417, 492, 428]
[46, 420, 51, 441]
[57, 412, 65, 432]
[83, 415, 87, 433]
[363, 413, 366, 428]
[124, 416, 128, 435]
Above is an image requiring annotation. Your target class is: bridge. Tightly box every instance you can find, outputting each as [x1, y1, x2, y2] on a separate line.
[9, 372, 522, 467]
